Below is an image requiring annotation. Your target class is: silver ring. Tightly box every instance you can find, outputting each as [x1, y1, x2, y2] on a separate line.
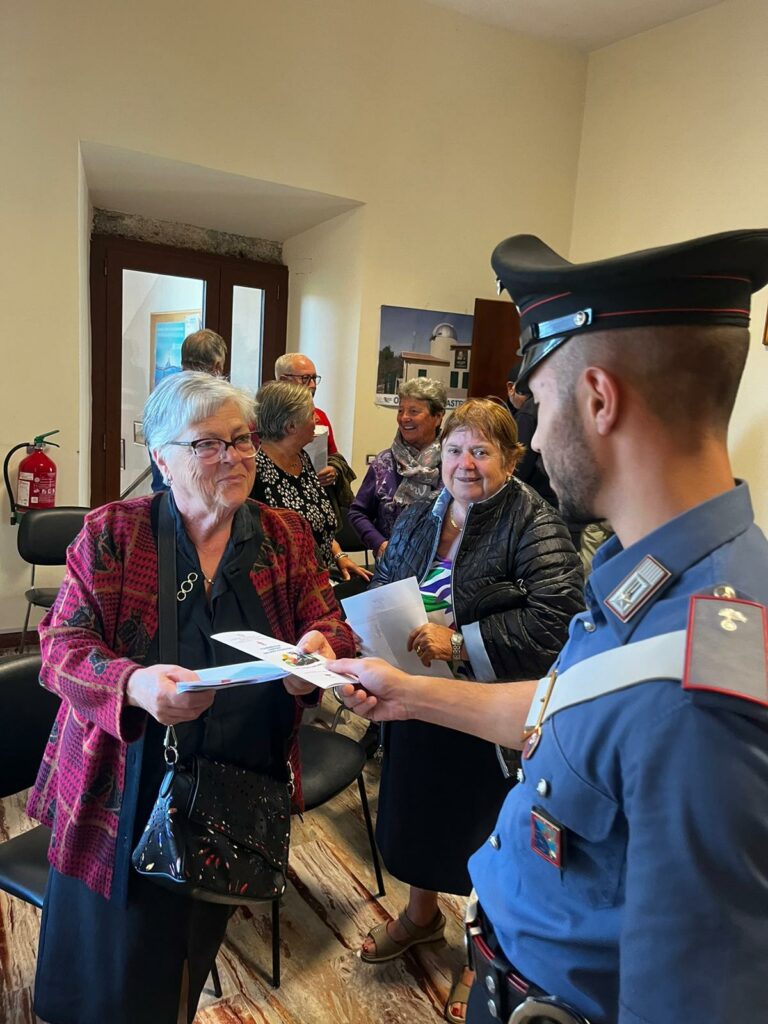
[415, 644, 423, 656]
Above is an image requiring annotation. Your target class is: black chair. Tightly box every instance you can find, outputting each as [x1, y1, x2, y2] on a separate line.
[17, 506, 89, 651]
[0, 654, 58, 910]
[0, 653, 227, 1000]
[298, 723, 385, 897]
[335, 506, 372, 570]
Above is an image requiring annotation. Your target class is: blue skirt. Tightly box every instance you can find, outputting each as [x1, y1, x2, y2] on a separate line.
[34, 866, 230, 1024]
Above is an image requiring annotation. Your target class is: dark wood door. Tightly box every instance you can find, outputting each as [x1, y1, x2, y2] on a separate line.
[89, 236, 287, 507]
[467, 298, 520, 401]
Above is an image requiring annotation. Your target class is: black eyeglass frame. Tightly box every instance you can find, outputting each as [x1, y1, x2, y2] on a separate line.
[282, 372, 322, 385]
[167, 431, 260, 461]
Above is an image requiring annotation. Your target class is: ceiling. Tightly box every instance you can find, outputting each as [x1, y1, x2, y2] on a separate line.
[81, 142, 362, 244]
[420, 0, 724, 52]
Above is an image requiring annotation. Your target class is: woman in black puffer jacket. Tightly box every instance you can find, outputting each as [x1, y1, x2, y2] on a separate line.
[358, 399, 584, 1021]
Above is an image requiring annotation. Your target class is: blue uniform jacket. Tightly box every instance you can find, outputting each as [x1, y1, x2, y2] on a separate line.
[469, 482, 768, 1024]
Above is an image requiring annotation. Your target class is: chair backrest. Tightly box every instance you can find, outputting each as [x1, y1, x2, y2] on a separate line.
[335, 507, 367, 555]
[0, 654, 60, 798]
[17, 506, 89, 566]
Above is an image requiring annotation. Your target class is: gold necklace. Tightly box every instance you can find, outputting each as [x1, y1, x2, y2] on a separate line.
[449, 505, 463, 531]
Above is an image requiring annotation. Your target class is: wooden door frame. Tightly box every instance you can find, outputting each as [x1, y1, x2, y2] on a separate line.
[89, 235, 288, 507]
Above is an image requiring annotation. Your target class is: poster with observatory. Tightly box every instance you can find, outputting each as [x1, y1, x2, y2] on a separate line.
[375, 305, 474, 409]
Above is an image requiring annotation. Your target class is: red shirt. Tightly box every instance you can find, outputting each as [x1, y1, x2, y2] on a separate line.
[314, 406, 338, 455]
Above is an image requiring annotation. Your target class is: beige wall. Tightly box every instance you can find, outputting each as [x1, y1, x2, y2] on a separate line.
[572, 0, 768, 526]
[0, 0, 587, 629]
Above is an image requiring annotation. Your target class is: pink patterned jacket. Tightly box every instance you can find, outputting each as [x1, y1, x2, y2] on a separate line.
[27, 495, 355, 900]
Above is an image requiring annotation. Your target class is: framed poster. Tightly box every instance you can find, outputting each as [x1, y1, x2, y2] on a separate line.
[376, 304, 474, 408]
[149, 310, 202, 388]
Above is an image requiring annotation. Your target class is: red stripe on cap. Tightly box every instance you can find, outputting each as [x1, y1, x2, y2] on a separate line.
[596, 306, 750, 318]
[520, 291, 572, 316]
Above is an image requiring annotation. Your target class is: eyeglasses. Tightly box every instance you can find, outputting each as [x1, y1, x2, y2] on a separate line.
[282, 373, 322, 385]
[168, 432, 260, 463]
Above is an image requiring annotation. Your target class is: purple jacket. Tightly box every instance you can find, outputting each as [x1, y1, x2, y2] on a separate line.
[348, 449, 403, 553]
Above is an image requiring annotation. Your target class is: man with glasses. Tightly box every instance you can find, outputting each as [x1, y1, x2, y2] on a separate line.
[275, 353, 340, 486]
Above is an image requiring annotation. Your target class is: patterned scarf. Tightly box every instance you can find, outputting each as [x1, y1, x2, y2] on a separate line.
[390, 432, 442, 506]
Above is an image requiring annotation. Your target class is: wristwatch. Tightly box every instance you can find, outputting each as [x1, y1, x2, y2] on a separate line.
[450, 631, 464, 661]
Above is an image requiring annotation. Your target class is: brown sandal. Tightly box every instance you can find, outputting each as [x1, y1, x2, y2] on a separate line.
[444, 969, 474, 1022]
[360, 908, 446, 964]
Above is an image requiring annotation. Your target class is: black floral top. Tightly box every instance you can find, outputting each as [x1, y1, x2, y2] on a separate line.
[250, 449, 338, 568]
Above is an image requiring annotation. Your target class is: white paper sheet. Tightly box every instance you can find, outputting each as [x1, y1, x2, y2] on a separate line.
[304, 426, 328, 472]
[177, 660, 288, 692]
[211, 630, 348, 689]
[340, 578, 453, 678]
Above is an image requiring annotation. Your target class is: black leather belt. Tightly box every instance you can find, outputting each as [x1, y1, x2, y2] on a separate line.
[466, 901, 592, 1024]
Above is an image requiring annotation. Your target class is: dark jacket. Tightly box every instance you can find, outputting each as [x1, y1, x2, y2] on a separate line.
[373, 479, 584, 681]
[513, 397, 559, 508]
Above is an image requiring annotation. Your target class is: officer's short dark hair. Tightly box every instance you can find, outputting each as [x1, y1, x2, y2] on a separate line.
[554, 324, 749, 437]
[181, 330, 227, 373]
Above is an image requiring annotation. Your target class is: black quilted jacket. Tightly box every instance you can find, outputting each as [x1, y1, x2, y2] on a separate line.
[372, 479, 584, 681]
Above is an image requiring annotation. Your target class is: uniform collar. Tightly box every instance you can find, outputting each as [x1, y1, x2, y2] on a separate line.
[587, 481, 754, 641]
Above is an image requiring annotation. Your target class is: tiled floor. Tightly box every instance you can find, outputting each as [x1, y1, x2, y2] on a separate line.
[0, 701, 467, 1024]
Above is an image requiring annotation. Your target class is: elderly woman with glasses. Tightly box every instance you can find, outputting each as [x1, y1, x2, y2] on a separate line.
[349, 377, 447, 561]
[251, 380, 371, 583]
[27, 371, 355, 1024]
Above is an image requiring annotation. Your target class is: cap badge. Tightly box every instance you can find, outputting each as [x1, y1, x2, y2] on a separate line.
[604, 555, 672, 623]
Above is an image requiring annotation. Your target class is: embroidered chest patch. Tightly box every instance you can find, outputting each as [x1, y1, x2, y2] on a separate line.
[604, 555, 671, 622]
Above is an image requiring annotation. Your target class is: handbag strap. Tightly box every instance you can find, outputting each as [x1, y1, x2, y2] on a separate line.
[157, 492, 179, 756]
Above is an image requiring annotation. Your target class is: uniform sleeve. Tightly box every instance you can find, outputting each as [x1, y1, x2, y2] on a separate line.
[38, 512, 146, 743]
[348, 465, 387, 554]
[471, 508, 584, 680]
[618, 697, 768, 1023]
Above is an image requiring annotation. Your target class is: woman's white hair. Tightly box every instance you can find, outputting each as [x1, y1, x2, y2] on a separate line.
[143, 371, 255, 453]
[398, 377, 448, 416]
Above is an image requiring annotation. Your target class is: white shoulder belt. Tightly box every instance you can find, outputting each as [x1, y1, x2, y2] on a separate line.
[524, 630, 687, 732]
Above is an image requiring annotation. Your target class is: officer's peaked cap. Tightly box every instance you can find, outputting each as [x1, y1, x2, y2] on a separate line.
[492, 229, 768, 391]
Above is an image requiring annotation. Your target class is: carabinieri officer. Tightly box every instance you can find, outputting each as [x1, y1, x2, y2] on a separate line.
[331, 229, 768, 1024]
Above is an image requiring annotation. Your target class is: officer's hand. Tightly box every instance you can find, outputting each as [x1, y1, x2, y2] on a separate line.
[328, 657, 413, 722]
[126, 664, 213, 726]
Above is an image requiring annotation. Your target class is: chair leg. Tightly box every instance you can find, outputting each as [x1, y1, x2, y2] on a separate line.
[18, 600, 33, 654]
[356, 774, 385, 898]
[210, 960, 223, 998]
[271, 896, 281, 988]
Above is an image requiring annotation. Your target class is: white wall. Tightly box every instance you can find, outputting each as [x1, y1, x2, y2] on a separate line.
[0, 0, 587, 630]
[572, 0, 768, 526]
[284, 208, 366, 460]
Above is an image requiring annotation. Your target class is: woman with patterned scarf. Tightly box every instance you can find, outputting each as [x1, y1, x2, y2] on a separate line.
[349, 377, 447, 560]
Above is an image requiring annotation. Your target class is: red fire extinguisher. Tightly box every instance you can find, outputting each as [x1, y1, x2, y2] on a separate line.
[3, 430, 60, 524]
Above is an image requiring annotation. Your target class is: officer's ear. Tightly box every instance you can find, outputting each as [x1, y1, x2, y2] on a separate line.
[581, 366, 620, 438]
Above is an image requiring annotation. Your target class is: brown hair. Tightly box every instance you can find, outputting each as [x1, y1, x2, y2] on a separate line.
[441, 398, 525, 472]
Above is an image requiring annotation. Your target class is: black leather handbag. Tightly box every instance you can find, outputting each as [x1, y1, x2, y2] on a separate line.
[131, 493, 291, 904]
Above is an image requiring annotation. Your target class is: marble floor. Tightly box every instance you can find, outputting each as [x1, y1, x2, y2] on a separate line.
[0, 700, 467, 1024]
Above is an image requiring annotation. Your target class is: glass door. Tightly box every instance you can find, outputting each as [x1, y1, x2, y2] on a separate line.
[120, 270, 206, 498]
[90, 236, 287, 507]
